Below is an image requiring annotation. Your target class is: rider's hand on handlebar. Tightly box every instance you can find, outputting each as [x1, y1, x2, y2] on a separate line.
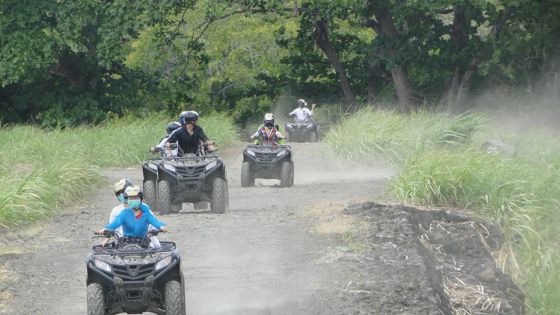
[160, 226, 168, 233]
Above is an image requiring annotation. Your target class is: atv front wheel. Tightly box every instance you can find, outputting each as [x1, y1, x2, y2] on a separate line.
[194, 202, 209, 210]
[143, 180, 157, 212]
[87, 282, 106, 315]
[240, 162, 254, 187]
[158, 180, 172, 215]
[210, 177, 227, 213]
[280, 161, 292, 187]
[309, 131, 317, 142]
[164, 280, 186, 315]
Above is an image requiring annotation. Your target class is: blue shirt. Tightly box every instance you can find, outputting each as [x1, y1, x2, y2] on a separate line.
[105, 204, 165, 238]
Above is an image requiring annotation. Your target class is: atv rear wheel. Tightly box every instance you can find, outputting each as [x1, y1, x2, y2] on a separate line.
[210, 177, 227, 213]
[309, 131, 317, 142]
[240, 162, 254, 187]
[280, 161, 292, 187]
[87, 282, 106, 315]
[164, 280, 186, 315]
[143, 180, 157, 212]
[158, 180, 172, 215]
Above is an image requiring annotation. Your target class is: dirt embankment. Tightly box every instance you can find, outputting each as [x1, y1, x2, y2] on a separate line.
[0, 143, 523, 314]
[313, 202, 524, 315]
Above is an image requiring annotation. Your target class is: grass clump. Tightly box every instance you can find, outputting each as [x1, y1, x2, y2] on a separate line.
[325, 107, 560, 314]
[325, 108, 486, 165]
[0, 112, 238, 227]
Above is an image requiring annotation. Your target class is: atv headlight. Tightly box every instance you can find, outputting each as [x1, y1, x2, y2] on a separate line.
[205, 161, 217, 170]
[306, 124, 313, 128]
[155, 256, 173, 271]
[94, 259, 112, 273]
[149, 163, 158, 170]
[276, 149, 287, 157]
[286, 123, 293, 128]
[246, 150, 255, 157]
[163, 163, 176, 172]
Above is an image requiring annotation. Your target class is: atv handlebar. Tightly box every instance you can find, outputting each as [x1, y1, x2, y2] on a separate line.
[94, 230, 115, 237]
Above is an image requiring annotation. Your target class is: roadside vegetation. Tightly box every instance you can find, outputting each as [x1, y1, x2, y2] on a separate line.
[326, 108, 560, 314]
[0, 113, 238, 227]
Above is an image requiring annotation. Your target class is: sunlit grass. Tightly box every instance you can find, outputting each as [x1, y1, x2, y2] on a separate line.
[0, 112, 238, 227]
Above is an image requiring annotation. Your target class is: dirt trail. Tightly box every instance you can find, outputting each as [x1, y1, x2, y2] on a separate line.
[0, 143, 390, 314]
[0, 142, 521, 314]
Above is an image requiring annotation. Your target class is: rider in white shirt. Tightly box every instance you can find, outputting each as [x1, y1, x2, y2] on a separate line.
[289, 99, 314, 121]
[155, 122, 181, 158]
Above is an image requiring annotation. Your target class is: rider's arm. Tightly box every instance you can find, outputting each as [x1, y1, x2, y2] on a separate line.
[145, 211, 166, 230]
[250, 130, 260, 140]
[166, 129, 181, 145]
[289, 109, 297, 117]
[157, 137, 168, 150]
[198, 127, 209, 142]
[105, 210, 126, 230]
[305, 108, 314, 117]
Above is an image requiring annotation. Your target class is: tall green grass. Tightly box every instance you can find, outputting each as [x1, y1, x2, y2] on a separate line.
[325, 108, 486, 165]
[326, 108, 560, 314]
[0, 113, 238, 227]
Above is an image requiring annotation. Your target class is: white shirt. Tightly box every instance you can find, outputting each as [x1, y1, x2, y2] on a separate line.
[157, 136, 178, 158]
[109, 203, 161, 249]
[289, 108, 313, 121]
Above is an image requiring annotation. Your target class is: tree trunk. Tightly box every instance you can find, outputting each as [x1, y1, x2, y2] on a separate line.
[374, 7, 413, 111]
[313, 18, 356, 107]
[367, 55, 377, 104]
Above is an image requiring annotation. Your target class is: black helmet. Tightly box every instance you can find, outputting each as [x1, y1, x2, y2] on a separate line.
[166, 121, 181, 135]
[179, 111, 199, 125]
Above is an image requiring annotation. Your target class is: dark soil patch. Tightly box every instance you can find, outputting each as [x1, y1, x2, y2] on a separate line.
[335, 202, 524, 315]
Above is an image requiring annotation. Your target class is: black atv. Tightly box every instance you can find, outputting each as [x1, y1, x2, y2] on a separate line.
[142, 144, 182, 213]
[241, 144, 294, 187]
[86, 230, 185, 315]
[284, 119, 319, 142]
[156, 144, 229, 214]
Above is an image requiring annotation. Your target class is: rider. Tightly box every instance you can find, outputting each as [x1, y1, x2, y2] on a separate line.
[251, 113, 285, 145]
[165, 111, 213, 155]
[155, 121, 181, 157]
[100, 185, 167, 246]
[289, 99, 314, 122]
[109, 179, 161, 248]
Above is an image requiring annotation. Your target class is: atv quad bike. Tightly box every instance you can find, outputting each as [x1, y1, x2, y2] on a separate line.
[241, 144, 294, 187]
[141, 143, 183, 213]
[156, 143, 229, 214]
[86, 230, 185, 315]
[284, 119, 319, 142]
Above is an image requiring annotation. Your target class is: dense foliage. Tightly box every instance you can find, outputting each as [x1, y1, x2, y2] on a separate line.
[1, 0, 559, 125]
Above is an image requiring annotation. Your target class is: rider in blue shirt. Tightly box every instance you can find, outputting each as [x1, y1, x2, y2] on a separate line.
[99, 185, 167, 238]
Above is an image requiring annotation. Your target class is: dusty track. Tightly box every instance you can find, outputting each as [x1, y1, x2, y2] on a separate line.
[0, 143, 390, 314]
[0, 142, 521, 314]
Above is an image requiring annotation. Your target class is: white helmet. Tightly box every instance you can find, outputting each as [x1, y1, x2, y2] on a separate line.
[297, 99, 307, 107]
[113, 179, 133, 196]
[263, 113, 275, 127]
[123, 185, 143, 199]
